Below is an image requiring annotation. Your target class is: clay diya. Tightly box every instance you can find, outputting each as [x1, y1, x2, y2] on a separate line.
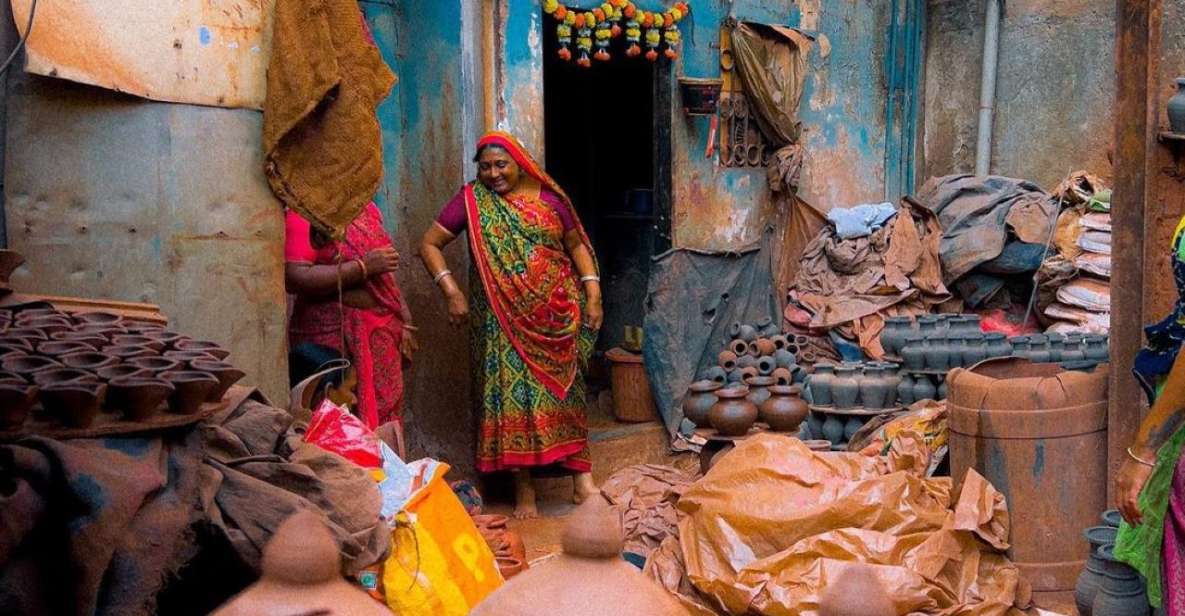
[127, 356, 182, 375]
[73, 311, 124, 328]
[0, 380, 38, 429]
[37, 340, 97, 357]
[0, 346, 26, 360]
[123, 322, 166, 335]
[13, 308, 64, 323]
[97, 364, 151, 382]
[176, 340, 230, 360]
[496, 557, 527, 580]
[160, 370, 219, 414]
[51, 331, 110, 349]
[111, 335, 165, 352]
[163, 349, 218, 368]
[108, 377, 175, 421]
[32, 367, 98, 387]
[189, 359, 246, 402]
[60, 351, 120, 372]
[102, 344, 158, 361]
[0, 338, 33, 352]
[2, 355, 63, 379]
[142, 330, 188, 350]
[18, 317, 72, 336]
[76, 324, 127, 340]
[5, 328, 49, 342]
[40, 382, 107, 428]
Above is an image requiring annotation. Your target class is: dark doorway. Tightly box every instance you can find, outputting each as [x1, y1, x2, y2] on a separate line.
[543, 17, 671, 352]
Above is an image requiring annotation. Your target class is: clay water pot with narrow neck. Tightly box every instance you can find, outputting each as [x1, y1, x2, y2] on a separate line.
[901, 334, 924, 370]
[858, 365, 887, 409]
[809, 363, 836, 407]
[682, 380, 721, 428]
[759, 385, 809, 433]
[880, 316, 912, 357]
[830, 365, 860, 409]
[1169, 77, 1185, 133]
[709, 386, 758, 436]
[1075, 525, 1119, 616]
[470, 496, 690, 616]
[744, 375, 776, 406]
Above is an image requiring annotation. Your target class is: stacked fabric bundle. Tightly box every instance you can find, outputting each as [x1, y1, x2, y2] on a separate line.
[1037, 172, 1111, 334]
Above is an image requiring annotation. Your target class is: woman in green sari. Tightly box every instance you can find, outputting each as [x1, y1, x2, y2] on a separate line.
[420, 132, 601, 519]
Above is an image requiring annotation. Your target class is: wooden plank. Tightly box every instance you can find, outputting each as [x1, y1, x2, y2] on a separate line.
[1108, 0, 1158, 503]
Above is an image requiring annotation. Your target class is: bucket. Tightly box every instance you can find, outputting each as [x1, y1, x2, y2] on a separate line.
[605, 347, 657, 423]
[947, 357, 1108, 605]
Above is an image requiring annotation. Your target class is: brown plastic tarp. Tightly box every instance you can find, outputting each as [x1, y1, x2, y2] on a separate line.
[789, 200, 952, 357]
[601, 464, 697, 560]
[262, 0, 395, 238]
[644, 435, 1031, 616]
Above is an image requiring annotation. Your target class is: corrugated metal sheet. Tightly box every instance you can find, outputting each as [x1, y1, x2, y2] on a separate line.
[10, 0, 273, 109]
[4, 76, 288, 400]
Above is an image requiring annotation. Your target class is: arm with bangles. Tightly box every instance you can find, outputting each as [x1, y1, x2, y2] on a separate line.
[562, 230, 603, 331]
[1117, 347, 1185, 524]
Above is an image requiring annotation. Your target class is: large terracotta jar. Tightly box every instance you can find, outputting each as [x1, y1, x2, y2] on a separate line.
[708, 386, 758, 436]
[682, 380, 721, 429]
[759, 385, 809, 433]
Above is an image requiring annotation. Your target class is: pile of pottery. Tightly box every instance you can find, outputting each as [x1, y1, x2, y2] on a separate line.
[0, 307, 244, 431]
[1075, 509, 1150, 616]
[701, 319, 803, 388]
[805, 361, 902, 450]
[472, 514, 528, 580]
[1011, 332, 1110, 364]
[682, 379, 810, 437]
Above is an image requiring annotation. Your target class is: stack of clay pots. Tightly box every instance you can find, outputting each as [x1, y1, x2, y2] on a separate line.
[681, 379, 810, 438]
[0, 307, 243, 431]
[473, 514, 528, 580]
[804, 360, 902, 450]
[889, 313, 1016, 405]
[1075, 509, 1151, 616]
[1011, 332, 1110, 365]
[703, 318, 802, 388]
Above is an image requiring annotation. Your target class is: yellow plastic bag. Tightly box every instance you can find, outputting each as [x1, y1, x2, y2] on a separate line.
[382, 462, 502, 615]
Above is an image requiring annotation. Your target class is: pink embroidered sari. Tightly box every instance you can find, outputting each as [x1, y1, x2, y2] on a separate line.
[286, 202, 405, 429]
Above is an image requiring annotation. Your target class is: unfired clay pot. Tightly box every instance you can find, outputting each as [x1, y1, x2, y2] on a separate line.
[759, 385, 809, 433]
[830, 366, 860, 409]
[211, 511, 391, 616]
[470, 496, 690, 616]
[744, 375, 775, 407]
[709, 386, 758, 436]
[41, 382, 107, 428]
[718, 350, 738, 371]
[683, 380, 721, 428]
[809, 363, 836, 407]
[108, 377, 175, 421]
[754, 338, 776, 356]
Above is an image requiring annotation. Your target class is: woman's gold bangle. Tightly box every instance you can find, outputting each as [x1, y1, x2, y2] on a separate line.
[1127, 446, 1156, 467]
[356, 258, 369, 279]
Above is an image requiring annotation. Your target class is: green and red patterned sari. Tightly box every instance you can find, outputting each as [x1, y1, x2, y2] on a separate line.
[463, 132, 596, 473]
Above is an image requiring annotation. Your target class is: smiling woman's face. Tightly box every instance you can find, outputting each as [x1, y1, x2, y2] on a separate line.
[476, 146, 521, 195]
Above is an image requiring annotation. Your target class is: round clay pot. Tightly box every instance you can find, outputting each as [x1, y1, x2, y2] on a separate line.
[1169, 77, 1185, 133]
[33, 367, 98, 387]
[754, 338, 776, 356]
[962, 333, 988, 366]
[3, 354, 63, 378]
[830, 365, 860, 409]
[128, 356, 183, 375]
[189, 358, 246, 403]
[880, 316, 912, 357]
[820, 413, 844, 444]
[102, 344, 158, 361]
[737, 325, 758, 343]
[744, 375, 775, 407]
[773, 349, 795, 370]
[97, 364, 151, 381]
[728, 338, 749, 357]
[961, 314, 983, 336]
[0, 381, 38, 429]
[759, 385, 809, 433]
[985, 332, 1011, 359]
[1048, 337, 1066, 362]
[1092, 545, 1150, 615]
[844, 416, 863, 441]
[770, 335, 789, 351]
[756, 355, 776, 376]
[1084, 335, 1109, 362]
[726, 370, 744, 384]
[809, 362, 836, 407]
[36, 340, 96, 357]
[736, 354, 758, 370]
[745, 340, 761, 358]
[916, 316, 939, 337]
[771, 367, 793, 386]
[40, 382, 107, 428]
[1009, 336, 1032, 359]
[897, 374, 915, 405]
[1061, 340, 1086, 363]
[901, 334, 924, 370]
[73, 311, 123, 328]
[708, 386, 758, 436]
[61, 352, 119, 372]
[108, 377, 175, 421]
[112, 335, 165, 353]
[945, 335, 967, 369]
[682, 380, 721, 428]
[718, 350, 738, 371]
[756, 316, 778, 337]
[729, 322, 743, 340]
[739, 366, 759, 381]
[924, 336, 949, 371]
[496, 556, 526, 580]
[807, 410, 824, 439]
[1076, 526, 1119, 616]
[1028, 335, 1051, 363]
[912, 375, 937, 401]
[1102, 510, 1122, 528]
[700, 366, 728, 385]
[858, 365, 887, 410]
[161, 370, 220, 414]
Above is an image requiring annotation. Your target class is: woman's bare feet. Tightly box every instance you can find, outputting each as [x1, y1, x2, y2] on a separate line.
[513, 469, 538, 519]
[572, 472, 598, 504]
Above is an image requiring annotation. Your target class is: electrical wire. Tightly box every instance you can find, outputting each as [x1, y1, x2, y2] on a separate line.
[0, 0, 38, 78]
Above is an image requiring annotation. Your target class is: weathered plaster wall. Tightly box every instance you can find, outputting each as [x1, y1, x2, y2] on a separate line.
[922, 0, 1115, 189]
[363, 0, 477, 477]
[496, 0, 894, 252]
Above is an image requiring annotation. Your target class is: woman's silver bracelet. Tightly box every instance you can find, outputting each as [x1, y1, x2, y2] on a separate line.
[580, 275, 600, 283]
[433, 269, 453, 284]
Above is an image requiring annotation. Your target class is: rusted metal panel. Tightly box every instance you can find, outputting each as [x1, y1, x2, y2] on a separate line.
[3, 76, 288, 401]
[1109, 0, 1157, 502]
[10, 0, 273, 109]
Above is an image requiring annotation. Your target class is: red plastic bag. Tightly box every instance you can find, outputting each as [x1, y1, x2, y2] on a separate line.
[304, 399, 383, 468]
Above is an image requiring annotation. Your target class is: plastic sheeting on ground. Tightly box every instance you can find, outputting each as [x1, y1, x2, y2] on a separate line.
[602, 464, 697, 561]
[643, 238, 780, 438]
[644, 434, 1032, 616]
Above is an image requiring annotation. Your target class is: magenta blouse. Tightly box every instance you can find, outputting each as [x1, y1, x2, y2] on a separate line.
[435, 187, 576, 235]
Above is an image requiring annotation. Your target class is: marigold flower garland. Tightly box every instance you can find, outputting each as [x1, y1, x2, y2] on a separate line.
[542, 1, 688, 67]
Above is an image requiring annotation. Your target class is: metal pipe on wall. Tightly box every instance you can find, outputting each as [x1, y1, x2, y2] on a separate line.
[974, 0, 1000, 176]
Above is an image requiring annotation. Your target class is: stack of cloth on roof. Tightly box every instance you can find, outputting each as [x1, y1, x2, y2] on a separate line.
[1035, 172, 1111, 334]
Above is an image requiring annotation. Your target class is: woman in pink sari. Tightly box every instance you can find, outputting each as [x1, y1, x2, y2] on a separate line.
[284, 202, 417, 453]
